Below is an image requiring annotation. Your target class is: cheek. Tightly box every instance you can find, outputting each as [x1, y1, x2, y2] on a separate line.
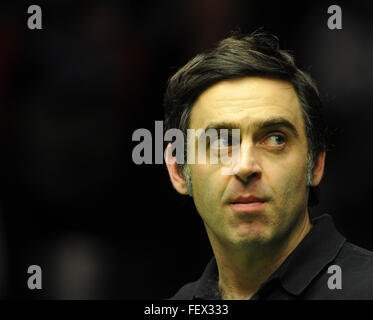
[263, 152, 307, 193]
[191, 166, 228, 213]
[275, 159, 308, 203]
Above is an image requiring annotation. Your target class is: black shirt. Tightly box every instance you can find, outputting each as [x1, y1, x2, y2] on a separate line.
[169, 214, 373, 300]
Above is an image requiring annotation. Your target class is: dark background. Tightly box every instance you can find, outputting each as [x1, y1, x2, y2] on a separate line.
[0, 0, 372, 299]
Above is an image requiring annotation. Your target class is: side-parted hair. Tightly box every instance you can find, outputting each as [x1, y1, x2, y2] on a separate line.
[163, 29, 328, 206]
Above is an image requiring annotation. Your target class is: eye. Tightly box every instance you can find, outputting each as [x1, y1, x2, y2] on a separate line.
[209, 132, 240, 150]
[261, 134, 286, 147]
[210, 135, 230, 149]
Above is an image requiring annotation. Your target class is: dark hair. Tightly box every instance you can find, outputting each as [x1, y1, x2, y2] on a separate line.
[163, 30, 328, 206]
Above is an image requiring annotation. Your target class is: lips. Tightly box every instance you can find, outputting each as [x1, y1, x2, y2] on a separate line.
[230, 195, 266, 204]
[229, 195, 267, 213]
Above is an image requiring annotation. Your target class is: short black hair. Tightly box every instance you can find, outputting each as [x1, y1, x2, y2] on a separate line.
[164, 29, 328, 206]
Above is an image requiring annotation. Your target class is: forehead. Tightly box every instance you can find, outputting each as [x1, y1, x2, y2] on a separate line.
[189, 77, 305, 133]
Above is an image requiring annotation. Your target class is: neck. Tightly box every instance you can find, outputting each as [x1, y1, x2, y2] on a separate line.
[206, 211, 312, 300]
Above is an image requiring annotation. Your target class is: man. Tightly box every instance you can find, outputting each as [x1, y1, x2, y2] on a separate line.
[163, 30, 373, 300]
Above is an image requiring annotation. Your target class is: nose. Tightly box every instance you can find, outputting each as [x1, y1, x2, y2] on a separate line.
[235, 140, 262, 184]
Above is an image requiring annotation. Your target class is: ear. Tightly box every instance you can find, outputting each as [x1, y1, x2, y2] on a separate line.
[165, 143, 189, 195]
[311, 151, 326, 187]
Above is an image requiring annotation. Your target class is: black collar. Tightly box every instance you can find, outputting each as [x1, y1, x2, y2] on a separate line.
[192, 214, 346, 299]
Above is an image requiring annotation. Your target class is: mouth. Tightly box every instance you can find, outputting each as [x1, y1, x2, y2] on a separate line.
[229, 195, 267, 213]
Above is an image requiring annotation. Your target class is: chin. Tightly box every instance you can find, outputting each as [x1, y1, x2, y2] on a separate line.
[232, 224, 272, 245]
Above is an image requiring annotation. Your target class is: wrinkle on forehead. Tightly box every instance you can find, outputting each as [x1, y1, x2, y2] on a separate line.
[190, 77, 304, 133]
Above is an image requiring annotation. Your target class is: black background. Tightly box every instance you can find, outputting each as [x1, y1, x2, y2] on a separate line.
[0, 0, 372, 299]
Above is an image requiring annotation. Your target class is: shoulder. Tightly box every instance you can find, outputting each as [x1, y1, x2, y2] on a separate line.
[337, 241, 373, 266]
[166, 256, 218, 300]
[333, 241, 373, 298]
[167, 280, 199, 300]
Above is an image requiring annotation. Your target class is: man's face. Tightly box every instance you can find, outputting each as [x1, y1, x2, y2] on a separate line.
[186, 77, 313, 248]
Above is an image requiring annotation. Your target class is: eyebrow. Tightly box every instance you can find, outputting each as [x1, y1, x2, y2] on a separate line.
[203, 116, 299, 138]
